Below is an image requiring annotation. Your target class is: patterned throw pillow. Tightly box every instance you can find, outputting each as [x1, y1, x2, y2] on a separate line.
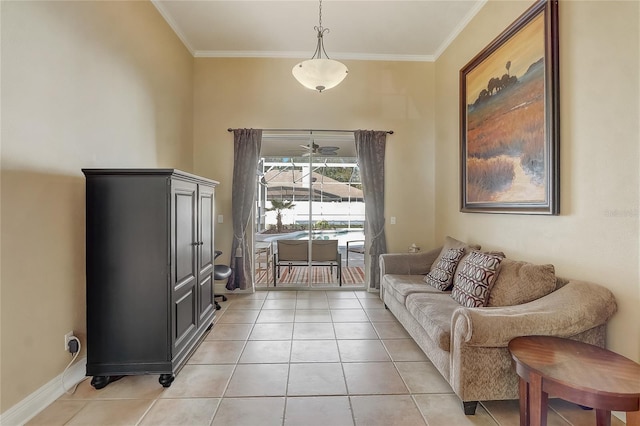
[429, 236, 481, 272]
[451, 251, 504, 307]
[424, 247, 465, 291]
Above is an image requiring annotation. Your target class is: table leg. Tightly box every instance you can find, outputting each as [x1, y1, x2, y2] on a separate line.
[519, 377, 530, 426]
[529, 373, 548, 426]
[595, 409, 611, 426]
[627, 410, 640, 426]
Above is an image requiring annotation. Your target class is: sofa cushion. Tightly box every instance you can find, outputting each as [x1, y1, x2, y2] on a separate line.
[424, 247, 465, 290]
[451, 251, 504, 307]
[405, 293, 461, 352]
[383, 274, 450, 305]
[430, 236, 481, 272]
[487, 259, 556, 306]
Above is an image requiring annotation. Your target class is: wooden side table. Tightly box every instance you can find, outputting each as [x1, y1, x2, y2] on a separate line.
[508, 336, 640, 426]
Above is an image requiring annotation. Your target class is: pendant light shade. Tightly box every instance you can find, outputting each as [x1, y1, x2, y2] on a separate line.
[292, 0, 348, 93]
[292, 58, 348, 92]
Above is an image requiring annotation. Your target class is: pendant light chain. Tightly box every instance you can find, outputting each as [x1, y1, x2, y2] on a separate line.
[314, 0, 330, 60]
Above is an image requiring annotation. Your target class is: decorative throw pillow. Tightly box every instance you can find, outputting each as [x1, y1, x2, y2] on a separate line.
[430, 236, 481, 272]
[424, 247, 465, 290]
[451, 251, 504, 307]
[487, 259, 556, 306]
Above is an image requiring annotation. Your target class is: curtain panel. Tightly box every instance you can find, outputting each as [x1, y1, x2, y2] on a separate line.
[354, 130, 388, 290]
[227, 129, 262, 290]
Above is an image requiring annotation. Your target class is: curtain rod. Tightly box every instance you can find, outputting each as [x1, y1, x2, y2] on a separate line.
[227, 128, 394, 135]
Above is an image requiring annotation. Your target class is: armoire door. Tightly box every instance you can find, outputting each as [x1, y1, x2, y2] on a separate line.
[171, 179, 198, 356]
[198, 185, 215, 322]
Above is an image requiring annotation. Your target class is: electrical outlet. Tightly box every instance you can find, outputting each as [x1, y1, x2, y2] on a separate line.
[64, 331, 75, 351]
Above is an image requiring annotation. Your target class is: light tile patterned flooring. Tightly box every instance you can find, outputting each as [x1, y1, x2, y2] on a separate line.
[29, 290, 625, 426]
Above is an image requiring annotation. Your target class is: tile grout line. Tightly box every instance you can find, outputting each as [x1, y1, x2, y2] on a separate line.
[281, 293, 298, 426]
[32, 289, 562, 425]
[209, 301, 259, 425]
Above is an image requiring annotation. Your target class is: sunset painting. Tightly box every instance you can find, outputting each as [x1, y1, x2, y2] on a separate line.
[460, 0, 559, 214]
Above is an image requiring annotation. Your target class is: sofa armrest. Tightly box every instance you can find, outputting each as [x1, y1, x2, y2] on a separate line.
[379, 247, 441, 277]
[452, 280, 617, 348]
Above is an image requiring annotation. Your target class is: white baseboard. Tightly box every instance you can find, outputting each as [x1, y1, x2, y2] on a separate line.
[215, 283, 254, 294]
[0, 357, 87, 426]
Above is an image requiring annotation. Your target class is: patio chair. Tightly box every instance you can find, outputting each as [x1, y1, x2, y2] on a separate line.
[273, 239, 341, 286]
[346, 240, 365, 267]
[255, 241, 273, 285]
[311, 240, 341, 281]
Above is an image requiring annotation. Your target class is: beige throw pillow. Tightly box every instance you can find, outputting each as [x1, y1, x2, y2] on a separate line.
[487, 259, 556, 306]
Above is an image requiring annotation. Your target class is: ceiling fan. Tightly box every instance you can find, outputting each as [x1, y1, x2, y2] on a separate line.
[300, 142, 339, 156]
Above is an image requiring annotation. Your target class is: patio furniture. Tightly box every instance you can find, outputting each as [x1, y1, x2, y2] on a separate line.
[346, 240, 365, 267]
[255, 241, 273, 284]
[273, 239, 342, 286]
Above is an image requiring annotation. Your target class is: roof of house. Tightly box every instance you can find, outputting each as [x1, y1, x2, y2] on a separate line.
[263, 169, 363, 201]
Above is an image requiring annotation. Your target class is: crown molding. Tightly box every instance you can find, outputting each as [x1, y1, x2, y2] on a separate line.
[433, 0, 487, 60]
[194, 50, 434, 62]
[154, 0, 486, 63]
[151, 0, 195, 56]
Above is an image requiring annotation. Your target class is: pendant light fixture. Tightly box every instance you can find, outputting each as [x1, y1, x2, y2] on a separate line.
[292, 0, 348, 93]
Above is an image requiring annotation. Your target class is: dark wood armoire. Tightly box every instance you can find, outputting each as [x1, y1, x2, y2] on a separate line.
[82, 169, 218, 388]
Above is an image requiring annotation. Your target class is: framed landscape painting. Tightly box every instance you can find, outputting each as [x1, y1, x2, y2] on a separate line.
[460, 0, 559, 214]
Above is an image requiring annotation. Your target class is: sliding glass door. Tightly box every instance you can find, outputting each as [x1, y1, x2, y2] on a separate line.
[254, 132, 366, 289]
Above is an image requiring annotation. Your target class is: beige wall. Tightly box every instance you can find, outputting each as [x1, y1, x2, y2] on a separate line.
[0, 1, 194, 411]
[435, 0, 640, 361]
[193, 58, 437, 266]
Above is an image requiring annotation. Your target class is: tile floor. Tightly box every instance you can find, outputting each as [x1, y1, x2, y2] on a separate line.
[28, 290, 625, 426]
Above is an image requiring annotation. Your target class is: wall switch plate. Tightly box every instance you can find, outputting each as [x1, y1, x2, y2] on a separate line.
[217, 215, 223, 223]
[390, 216, 396, 224]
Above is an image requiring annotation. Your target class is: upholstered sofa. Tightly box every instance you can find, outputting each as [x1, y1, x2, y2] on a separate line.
[379, 237, 618, 415]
